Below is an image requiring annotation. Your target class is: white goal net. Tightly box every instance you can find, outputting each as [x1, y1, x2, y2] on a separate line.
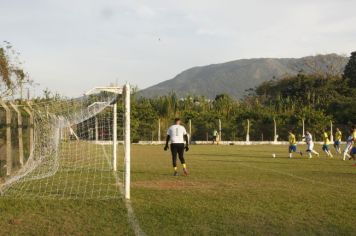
[0, 85, 131, 200]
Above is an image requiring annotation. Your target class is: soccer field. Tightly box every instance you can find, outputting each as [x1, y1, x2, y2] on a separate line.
[1, 144, 356, 235]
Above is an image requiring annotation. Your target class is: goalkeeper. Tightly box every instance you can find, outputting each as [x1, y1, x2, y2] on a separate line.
[164, 118, 189, 176]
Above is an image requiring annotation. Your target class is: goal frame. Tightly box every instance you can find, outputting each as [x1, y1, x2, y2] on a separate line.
[85, 84, 131, 199]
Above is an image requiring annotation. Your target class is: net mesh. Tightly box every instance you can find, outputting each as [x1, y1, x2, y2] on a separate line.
[0, 91, 126, 199]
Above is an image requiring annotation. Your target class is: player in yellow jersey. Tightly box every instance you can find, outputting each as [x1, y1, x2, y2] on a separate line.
[288, 130, 302, 158]
[322, 130, 333, 158]
[334, 128, 342, 154]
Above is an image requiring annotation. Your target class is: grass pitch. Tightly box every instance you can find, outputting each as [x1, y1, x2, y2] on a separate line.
[1, 144, 356, 235]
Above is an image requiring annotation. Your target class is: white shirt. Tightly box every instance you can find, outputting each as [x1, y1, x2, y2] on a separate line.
[167, 124, 187, 144]
[347, 135, 353, 144]
[305, 133, 313, 144]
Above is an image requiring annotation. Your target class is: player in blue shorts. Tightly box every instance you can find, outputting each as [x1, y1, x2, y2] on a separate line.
[288, 130, 302, 158]
[343, 128, 353, 161]
[322, 130, 333, 158]
[351, 126, 356, 166]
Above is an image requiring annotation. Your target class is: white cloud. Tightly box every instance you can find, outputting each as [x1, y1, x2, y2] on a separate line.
[136, 5, 157, 18]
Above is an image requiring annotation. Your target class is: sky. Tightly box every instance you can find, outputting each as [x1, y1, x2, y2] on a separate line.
[1, 0, 356, 97]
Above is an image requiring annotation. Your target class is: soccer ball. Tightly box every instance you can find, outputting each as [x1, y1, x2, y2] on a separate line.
[272, 153, 276, 158]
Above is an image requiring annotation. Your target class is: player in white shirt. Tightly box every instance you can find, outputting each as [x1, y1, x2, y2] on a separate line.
[303, 130, 319, 158]
[164, 118, 189, 176]
[342, 128, 353, 161]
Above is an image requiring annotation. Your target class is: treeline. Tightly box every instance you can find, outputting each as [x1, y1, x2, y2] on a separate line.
[2, 42, 355, 143]
[129, 52, 356, 142]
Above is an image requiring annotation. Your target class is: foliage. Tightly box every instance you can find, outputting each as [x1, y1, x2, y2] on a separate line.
[343, 51, 356, 87]
[3, 46, 354, 142]
[0, 42, 32, 99]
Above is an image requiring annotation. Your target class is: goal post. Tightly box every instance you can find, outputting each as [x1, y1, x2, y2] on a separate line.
[124, 83, 131, 200]
[85, 84, 131, 199]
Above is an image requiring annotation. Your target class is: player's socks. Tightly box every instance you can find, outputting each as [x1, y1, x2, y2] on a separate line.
[308, 153, 312, 158]
[344, 153, 351, 161]
[182, 164, 188, 175]
[312, 150, 319, 157]
[289, 153, 292, 158]
[173, 167, 178, 176]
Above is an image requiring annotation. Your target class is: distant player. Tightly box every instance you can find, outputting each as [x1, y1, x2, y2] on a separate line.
[351, 126, 356, 166]
[212, 129, 218, 145]
[321, 130, 333, 158]
[303, 131, 319, 158]
[342, 128, 353, 161]
[288, 130, 302, 158]
[164, 118, 189, 176]
[334, 128, 342, 154]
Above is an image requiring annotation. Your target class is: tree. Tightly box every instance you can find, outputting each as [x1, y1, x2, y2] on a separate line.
[0, 47, 11, 90]
[0, 42, 30, 99]
[343, 51, 356, 87]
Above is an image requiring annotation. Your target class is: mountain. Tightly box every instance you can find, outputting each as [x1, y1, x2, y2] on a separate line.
[138, 54, 348, 99]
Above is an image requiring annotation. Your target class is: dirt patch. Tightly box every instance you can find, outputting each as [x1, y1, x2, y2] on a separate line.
[133, 180, 217, 190]
[8, 218, 22, 225]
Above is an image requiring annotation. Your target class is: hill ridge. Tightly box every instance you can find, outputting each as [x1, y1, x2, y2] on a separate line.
[138, 54, 348, 99]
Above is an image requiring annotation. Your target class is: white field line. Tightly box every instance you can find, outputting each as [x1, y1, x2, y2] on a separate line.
[236, 162, 348, 191]
[101, 146, 146, 236]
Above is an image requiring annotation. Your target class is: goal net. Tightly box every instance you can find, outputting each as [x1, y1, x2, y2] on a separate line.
[0, 85, 131, 200]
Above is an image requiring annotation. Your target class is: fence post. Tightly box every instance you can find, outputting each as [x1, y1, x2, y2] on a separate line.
[218, 119, 222, 142]
[0, 100, 12, 176]
[246, 119, 250, 142]
[10, 102, 24, 167]
[273, 118, 278, 143]
[330, 121, 334, 143]
[24, 102, 34, 156]
[158, 118, 161, 142]
[189, 119, 192, 144]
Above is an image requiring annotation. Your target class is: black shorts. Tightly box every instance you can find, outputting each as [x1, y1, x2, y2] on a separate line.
[170, 143, 185, 167]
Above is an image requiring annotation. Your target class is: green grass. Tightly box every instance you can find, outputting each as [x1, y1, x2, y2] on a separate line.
[1, 144, 356, 235]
